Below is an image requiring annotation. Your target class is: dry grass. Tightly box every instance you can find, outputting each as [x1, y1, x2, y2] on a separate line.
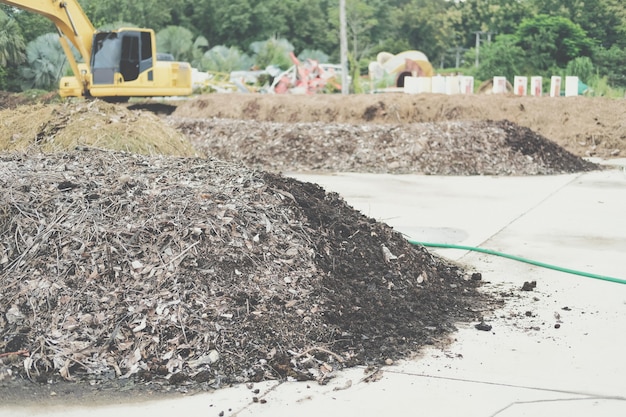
[0, 100, 197, 157]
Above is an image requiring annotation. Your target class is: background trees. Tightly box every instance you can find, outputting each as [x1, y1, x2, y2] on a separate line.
[0, 0, 625, 92]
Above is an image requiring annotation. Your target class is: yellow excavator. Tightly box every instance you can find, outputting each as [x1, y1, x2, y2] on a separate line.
[1, 0, 192, 100]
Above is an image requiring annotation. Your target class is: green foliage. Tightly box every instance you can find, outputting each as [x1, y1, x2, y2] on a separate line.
[516, 15, 594, 69]
[156, 26, 194, 62]
[566, 56, 594, 83]
[591, 44, 626, 87]
[199, 46, 253, 72]
[297, 50, 329, 64]
[389, 0, 452, 64]
[2, 0, 626, 90]
[20, 33, 68, 91]
[97, 22, 138, 31]
[250, 37, 294, 70]
[472, 35, 525, 82]
[0, 10, 26, 67]
[2, 7, 54, 45]
[587, 75, 625, 98]
[79, 0, 172, 30]
[0, 65, 6, 90]
[191, 36, 210, 68]
[527, 0, 625, 48]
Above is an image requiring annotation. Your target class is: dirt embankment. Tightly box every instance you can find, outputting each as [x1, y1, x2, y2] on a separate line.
[173, 93, 626, 159]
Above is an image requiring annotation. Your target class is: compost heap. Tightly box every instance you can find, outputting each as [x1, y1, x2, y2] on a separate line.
[0, 149, 489, 389]
[0, 97, 602, 392]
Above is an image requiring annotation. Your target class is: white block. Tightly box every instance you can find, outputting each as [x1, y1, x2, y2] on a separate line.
[403, 76, 420, 94]
[431, 76, 446, 94]
[513, 76, 528, 96]
[459, 76, 474, 94]
[565, 76, 579, 97]
[530, 76, 543, 96]
[550, 76, 562, 97]
[445, 76, 460, 95]
[493, 76, 507, 94]
[417, 77, 432, 93]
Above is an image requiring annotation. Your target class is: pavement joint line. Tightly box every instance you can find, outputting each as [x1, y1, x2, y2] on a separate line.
[489, 396, 626, 417]
[381, 367, 626, 401]
[458, 173, 584, 262]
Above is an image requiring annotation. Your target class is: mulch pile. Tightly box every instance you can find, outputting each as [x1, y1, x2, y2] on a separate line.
[0, 149, 489, 389]
[0, 97, 602, 394]
[174, 118, 598, 175]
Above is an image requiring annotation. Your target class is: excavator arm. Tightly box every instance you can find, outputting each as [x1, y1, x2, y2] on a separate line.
[1, 0, 94, 61]
[1, 0, 94, 94]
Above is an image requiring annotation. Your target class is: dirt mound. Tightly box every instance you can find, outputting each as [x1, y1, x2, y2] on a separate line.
[0, 100, 196, 157]
[0, 150, 489, 389]
[175, 117, 597, 175]
[173, 93, 626, 159]
[0, 91, 59, 110]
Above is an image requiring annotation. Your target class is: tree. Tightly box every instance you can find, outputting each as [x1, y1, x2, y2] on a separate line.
[528, 0, 626, 48]
[472, 34, 525, 82]
[0, 9, 26, 67]
[592, 44, 626, 87]
[249, 37, 294, 70]
[344, 0, 376, 60]
[199, 45, 252, 72]
[516, 15, 594, 70]
[566, 56, 594, 83]
[156, 26, 194, 61]
[79, 0, 172, 31]
[388, 0, 452, 65]
[453, 0, 533, 50]
[2, 6, 55, 45]
[297, 49, 329, 64]
[20, 33, 68, 91]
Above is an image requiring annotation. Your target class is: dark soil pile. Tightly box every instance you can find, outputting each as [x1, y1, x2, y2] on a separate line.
[0, 150, 490, 390]
[174, 118, 598, 175]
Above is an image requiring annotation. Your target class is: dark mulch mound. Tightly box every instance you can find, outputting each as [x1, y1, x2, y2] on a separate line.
[0, 150, 492, 394]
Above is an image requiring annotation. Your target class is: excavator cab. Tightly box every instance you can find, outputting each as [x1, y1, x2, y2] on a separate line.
[87, 28, 191, 99]
[91, 30, 152, 85]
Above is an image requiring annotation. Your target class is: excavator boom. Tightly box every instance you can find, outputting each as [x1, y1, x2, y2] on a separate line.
[2, 0, 94, 64]
[1, 0, 192, 99]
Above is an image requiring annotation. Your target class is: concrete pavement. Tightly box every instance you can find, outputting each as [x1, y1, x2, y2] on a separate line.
[3, 165, 626, 416]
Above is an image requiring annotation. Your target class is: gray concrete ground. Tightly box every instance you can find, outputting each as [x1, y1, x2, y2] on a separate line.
[3, 163, 626, 417]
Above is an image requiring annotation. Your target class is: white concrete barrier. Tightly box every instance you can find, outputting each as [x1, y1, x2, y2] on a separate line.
[550, 76, 562, 97]
[398, 74, 577, 97]
[493, 76, 507, 94]
[445, 76, 460, 95]
[565, 76, 579, 97]
[403, 76, 420, 94]
[514, 76, 528, 96]
[460, 76, 474, 94]
[531, 76, 542, 96]
[403, 76, 432, 94]
[431, 76, 446, 94]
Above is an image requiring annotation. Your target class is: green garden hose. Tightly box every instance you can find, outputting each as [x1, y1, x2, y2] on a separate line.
[408, 240, 626, 286]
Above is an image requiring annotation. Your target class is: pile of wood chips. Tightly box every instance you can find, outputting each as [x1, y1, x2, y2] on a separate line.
[174, 118, 598, 175]
[0, 149, 488, 389]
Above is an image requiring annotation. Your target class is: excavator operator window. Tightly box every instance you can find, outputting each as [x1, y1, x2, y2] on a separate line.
[139, 31, 153, 76]
[120, 34, 140, 82]
[92, 32, 121, 85]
